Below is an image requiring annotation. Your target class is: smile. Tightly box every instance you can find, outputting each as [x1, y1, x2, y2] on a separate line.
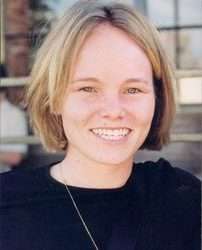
[90, 128, 131, 141]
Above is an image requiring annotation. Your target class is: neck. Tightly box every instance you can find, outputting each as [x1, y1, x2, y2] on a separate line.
[51, 150, 134, 189]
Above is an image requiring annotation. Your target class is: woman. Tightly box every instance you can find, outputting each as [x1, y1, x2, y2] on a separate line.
[0, 1, 201, 249]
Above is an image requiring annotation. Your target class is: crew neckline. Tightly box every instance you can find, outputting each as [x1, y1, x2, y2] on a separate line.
[44, 161, 140, 196]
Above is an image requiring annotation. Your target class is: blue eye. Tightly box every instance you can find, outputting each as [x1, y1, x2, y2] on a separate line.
[79, 87, 96, 92]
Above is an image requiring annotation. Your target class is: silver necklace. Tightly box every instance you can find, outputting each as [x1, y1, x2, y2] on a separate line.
[60, 165, 99, 250]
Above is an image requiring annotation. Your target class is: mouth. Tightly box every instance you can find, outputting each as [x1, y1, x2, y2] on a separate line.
[90, 128, 132, 142]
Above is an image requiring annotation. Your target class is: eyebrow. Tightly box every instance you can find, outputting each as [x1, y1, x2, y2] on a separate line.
[71, 77, 149, 85]
[71, 77, 101, 84]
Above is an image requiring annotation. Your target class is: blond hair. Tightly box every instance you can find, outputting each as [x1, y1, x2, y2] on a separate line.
[27, 0, 175, 152]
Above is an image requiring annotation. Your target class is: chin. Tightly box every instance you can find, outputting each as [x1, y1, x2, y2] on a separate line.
[90, 154, 133, 166]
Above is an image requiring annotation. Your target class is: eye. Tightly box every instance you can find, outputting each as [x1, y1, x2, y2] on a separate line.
[78, 87, 96, 93]
[126, 88, 141, 94]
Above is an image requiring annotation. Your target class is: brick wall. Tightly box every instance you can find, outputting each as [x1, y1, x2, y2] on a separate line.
[5, 0, 30, 76]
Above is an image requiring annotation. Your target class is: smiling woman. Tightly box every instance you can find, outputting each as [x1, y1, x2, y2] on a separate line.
[0, 1, 201, 250]
[58, 22, 155, 171]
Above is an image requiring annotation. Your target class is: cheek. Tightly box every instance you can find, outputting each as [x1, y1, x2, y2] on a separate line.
[61, 97, 95, 124]
[128, 96, 155, 124]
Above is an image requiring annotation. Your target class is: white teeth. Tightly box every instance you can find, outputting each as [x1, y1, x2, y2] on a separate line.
[91, 128, 130, 139]
[98, 134, 125, 140]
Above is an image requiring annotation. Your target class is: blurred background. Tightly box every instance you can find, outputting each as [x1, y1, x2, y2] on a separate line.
[0, 0, 202, 178]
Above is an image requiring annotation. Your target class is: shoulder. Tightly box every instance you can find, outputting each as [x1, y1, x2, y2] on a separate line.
[136, 158, 201, 216]
[1, 99, 24, 116]
[137, 158, 201, 208]
[0, 164, 62, 208]
[136, 158, 201, 232]
[137, 158, 201, 191]
[1, 100, 27, 131]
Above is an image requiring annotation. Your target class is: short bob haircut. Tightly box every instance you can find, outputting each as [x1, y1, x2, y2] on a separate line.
[27, 0, 176, 152]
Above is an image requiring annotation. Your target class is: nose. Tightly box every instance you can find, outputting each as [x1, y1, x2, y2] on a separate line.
[99, 94, 126, 120]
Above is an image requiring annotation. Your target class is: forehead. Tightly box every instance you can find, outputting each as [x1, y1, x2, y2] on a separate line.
[72, 23, 152, 80]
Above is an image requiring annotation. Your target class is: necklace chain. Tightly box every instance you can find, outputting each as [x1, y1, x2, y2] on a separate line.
[60, 164, 99, 250]
[64, 185, 99, 250]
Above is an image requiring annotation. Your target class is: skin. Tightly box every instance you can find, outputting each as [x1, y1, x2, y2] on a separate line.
[50, 23, 155, 189]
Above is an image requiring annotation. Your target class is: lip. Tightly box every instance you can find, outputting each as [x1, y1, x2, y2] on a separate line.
[89, 128, 132, 144]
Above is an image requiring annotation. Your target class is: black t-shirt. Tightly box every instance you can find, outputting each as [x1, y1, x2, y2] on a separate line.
[0, 158, 201, 250]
